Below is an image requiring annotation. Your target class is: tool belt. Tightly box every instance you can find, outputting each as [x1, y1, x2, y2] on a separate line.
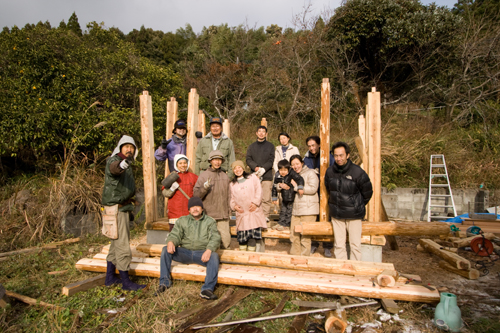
[101, 204, 119, 239]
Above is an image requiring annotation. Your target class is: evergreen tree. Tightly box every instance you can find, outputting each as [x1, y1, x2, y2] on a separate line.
[67, 12, 82, 36]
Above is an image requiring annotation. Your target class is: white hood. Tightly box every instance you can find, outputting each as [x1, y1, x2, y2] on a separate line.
[111, 135, 139, 160]
[173, 154, 190, 172]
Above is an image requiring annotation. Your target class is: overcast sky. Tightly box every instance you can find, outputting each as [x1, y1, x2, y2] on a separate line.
[1, 0, 459, 34]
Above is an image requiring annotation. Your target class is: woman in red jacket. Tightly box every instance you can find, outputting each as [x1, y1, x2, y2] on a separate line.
[162, 154, 198, 230]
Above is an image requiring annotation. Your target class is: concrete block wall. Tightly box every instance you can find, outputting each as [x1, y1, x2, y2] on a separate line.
[382, 187, 489, 221]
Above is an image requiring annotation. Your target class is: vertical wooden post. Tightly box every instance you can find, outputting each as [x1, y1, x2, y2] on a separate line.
[320, 78, 330, 223]
[261, 118, 268, 139]
[366, 87, 381, 222]
[140, 91, 158, 227]
[358, 115, 366, 170]
[223, 119, 230, 139]
[164, 97, 178, 216]
[198, 110, 206, 137]
[186, 88, 199, 173]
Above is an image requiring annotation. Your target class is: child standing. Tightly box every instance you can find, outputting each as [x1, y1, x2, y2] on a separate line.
[229, 160, 267, 251]
[272, 159, 305, 231]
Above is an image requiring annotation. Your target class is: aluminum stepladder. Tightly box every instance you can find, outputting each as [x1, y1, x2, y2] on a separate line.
[427, 155, 457, 222]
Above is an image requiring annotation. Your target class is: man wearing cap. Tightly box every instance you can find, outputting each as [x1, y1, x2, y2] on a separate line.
[194, 150, 232, 249]
[195, 117, 235, 179]
[155, 119, 187, 172]
[156, 197, 221, 300]
[246, 126, 275, 218]
[102, 135, 146, 291]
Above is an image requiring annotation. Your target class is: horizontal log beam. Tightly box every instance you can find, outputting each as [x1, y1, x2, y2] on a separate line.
[419, 239, 470, 270]
[76, 257, 439, 303]
[134, 246, 396, 276]
[296, 221, 452, 237]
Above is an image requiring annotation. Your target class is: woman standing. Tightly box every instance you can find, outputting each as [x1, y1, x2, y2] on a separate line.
[273, 132, 300, 174]
[229, 161, 267, 252]
[162, 154, 198, 231]
[288, 154, 319, 256]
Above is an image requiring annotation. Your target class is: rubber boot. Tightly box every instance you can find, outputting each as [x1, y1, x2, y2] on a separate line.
[119, 270, 146, 291]
[239, 244, 247, 251]
[248, 239, 256, 252]
[105, 261, 121, 286]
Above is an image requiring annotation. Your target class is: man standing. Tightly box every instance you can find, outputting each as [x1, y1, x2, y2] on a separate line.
[154, 119, 187, 172]
[156, 197, 221, 300]
[195, 117, 235, 179]
[304, 136, 334, 257]
[246, 126, 275, 218]
[102, 135, 145, 291]
[194, 150, 232, 249]
[325, 142, 373, 261]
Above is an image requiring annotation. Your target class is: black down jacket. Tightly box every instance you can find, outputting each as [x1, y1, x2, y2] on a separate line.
[272, 170, 304, 202]
[324, 159, 373, 220]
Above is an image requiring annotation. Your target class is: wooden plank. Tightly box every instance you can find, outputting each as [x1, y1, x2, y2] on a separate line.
[370, 235, 386, 246]
[198, 109, 206, 137]
[62, 273, 106, 297]
[140, 91, 158, 226]
[223, 119, 230, 139]
[291, 300, 337, 308]
[174, 288, 253, 333]
[297, 221, 452, 236]
[287, 307, 307, 333]
[380, 299, 399, 314]
[273, 294, 290, 315]
[419, 239, 470, 270]
[76, 258, 440, 303]
[366, 87, 381, 223]
[134, 246, 397, 276]
[320, 78, 331, 223]
[186, 88, 199, 174]
[438, 261, 480, 280]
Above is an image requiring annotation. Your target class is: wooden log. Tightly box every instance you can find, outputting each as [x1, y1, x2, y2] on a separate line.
[438, 261, 480, 280]
[296, 221, 452, 236]
[76, 257, 440, 303]
[354, 135, 367, 172]
[451, 233, 497, 248]
[419, 239, 470, 270]
[380, 299, 399, 314]
[223, 119, 230, 139]
[376, 269, 397, 287]
[6, 290, 70, 312]
[134, 246, 397, 276]
[186, 88, 199, 174]
[366, 87, 381, 223]
[62, 273, 106, 297]
[370, 235, 386, 246]
[325, 310, 347, 333]
[164, 97, 178, 216]
[140, 91, 158, 226]
[198, 109, 206, 137]
[320, 78, 330, 223]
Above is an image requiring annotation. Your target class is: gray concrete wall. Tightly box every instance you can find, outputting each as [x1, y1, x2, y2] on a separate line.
[382, 187, 490, 221]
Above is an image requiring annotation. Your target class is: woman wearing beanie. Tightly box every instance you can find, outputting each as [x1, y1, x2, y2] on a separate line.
[162, 154, 198, 230]
[229, 160, 267, 251]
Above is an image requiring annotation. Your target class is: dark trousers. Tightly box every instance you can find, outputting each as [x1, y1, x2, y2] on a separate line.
[278, 201, 294, 227]
[311, 240, 333, 250]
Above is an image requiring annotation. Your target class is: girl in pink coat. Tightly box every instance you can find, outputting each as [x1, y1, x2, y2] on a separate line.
[229, 160, 267, 251]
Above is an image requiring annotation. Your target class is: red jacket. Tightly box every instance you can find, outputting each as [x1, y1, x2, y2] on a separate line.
[167, 171, 198, 219]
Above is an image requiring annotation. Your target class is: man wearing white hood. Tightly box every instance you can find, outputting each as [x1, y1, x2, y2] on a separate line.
[102, 135, 145, 291]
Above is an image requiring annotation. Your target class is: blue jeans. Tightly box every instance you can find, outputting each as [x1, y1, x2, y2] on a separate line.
[159, 246, 219, 292]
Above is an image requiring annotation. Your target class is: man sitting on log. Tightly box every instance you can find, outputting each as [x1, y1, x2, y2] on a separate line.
[156, 197, 221, 300]
[325, 142, 373, 261]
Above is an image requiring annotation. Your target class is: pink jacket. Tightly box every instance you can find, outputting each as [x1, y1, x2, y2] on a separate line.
[230, 174, 268, 231]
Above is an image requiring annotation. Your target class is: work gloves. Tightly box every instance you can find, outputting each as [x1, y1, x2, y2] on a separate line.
[161, 138, 168, 149]
[204, 178, 212, 190]
[255, 168, 266, 178]
[119, 159, 130, 170]
[170, 182, 180, 192]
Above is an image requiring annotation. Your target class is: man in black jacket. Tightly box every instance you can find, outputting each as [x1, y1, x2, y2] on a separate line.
[246, 126, 275, 218]
[325, 142, 373, 261]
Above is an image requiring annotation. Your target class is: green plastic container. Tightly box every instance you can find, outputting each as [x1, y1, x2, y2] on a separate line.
[434, 292, 462, 332]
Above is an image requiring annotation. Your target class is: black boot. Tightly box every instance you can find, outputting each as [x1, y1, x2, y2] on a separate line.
[105, 261, 121, 286]
[119, 270, 146, 291]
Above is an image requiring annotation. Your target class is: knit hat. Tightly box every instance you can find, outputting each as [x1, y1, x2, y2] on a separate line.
[173, 119, 187, 134]
[208, 150, 225, 162]
[231, 160, 245, 171]
[188, 197, 204, 210]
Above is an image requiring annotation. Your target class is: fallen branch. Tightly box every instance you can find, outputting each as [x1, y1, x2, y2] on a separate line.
[6, 290, 75, 313]
[0, 238, 80, 258]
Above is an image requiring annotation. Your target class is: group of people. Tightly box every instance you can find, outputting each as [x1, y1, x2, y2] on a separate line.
[101, 117, 373, 299]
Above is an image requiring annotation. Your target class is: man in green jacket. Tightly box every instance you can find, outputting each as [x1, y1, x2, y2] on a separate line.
[102, 135, 145, 291]
[195, 117, 235, 179]
[156, 197, 221, 300]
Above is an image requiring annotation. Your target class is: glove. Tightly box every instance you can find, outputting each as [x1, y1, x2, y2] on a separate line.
[204, 178, 211, 190]
[161, 138, 168, 149]
[256, 168, 266, 177]
[170, 182, 180, 191]
[119, 159, 129, 170]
